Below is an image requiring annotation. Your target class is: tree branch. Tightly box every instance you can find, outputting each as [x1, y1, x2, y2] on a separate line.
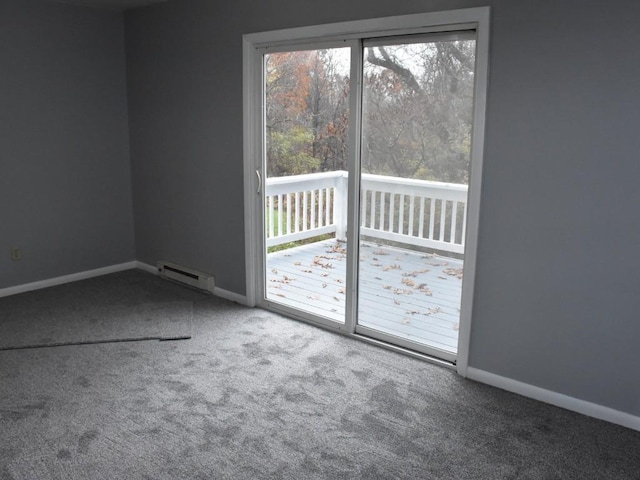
[366, 47, 423, 96]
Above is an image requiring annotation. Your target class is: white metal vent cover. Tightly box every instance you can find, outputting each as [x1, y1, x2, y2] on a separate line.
[157, 261, 214, 293]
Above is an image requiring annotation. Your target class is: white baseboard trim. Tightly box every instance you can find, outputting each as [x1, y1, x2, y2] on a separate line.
[135, 261, 158, 275]
[213, 287, 248, 306]
[0, 261, 138, 299]
[466, 367, 640, 432]
[134, 261, 248, 305]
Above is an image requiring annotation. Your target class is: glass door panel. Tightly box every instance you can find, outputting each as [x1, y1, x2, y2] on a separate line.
[356, 36, 476, 358]
[263, 47, 351, 323]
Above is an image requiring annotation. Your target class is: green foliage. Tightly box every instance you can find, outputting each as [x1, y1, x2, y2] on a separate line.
[268, 127, 320, 176]
[265, 49, 350, 178]
[267, 234, 334, 254]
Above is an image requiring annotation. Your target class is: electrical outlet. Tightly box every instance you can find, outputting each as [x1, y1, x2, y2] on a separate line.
[10, 248, 22, 261]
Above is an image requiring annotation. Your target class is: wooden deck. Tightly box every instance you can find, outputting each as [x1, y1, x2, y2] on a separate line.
[266, 239, 463, 354]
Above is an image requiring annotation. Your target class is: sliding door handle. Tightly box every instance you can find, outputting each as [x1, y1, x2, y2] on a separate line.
[256, 169, 262, 195]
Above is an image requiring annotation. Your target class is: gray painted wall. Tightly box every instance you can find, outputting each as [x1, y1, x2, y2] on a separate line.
[0, 0, 134, 288]
[124, 0, 640, 417]
[473, 0, 640, 417]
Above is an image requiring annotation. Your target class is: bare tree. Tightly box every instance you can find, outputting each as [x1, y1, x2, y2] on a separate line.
[264, 40, 475, 183]
[363, 41, 475, 183]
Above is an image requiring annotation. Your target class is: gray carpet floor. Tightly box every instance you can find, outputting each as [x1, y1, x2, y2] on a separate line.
[0, 269, 639, 479]
[0, 296, 192, 349]
[0, 269, 193, 350]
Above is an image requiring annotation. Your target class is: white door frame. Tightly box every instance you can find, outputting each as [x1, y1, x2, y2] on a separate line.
[242, 7, 490, 375]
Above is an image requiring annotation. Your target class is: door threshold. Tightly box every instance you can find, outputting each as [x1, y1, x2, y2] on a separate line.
[352, 333, 457, 369]
[261, 305, 456, 370]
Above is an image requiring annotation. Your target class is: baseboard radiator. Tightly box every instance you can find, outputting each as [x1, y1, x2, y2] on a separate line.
[157, 261, 215, 293]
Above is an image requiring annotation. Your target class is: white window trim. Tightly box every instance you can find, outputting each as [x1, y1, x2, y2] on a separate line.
[242, 7, 490, 375]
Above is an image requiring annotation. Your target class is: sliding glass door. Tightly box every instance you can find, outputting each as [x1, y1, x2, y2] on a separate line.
[262, 46, 351, 325]
[355, 35, 475, 361]
[246, 9, 489, 365]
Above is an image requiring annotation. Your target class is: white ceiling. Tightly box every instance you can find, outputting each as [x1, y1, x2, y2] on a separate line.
[49, 0, 168, 10]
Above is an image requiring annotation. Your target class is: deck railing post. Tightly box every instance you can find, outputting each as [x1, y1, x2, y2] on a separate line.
[334, 172, 348, 241]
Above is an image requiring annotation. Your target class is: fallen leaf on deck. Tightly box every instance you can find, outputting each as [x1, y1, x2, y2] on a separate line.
[394, 288, 413, 295]
[401, 278, 416, 287]
[443, 268, 463, 279]
[328, 244, 347, 254]
[402, 268, 430, 278]
[312, 257, 334, 269]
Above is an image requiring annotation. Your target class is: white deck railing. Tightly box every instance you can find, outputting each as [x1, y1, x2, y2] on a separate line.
[265, 171, 468, 254]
